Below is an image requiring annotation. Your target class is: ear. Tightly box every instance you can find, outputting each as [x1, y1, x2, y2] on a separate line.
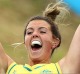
[52, 38, 60, 49]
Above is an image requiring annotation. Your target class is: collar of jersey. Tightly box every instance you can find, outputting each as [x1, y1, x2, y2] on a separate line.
[24, 63, 46, 70]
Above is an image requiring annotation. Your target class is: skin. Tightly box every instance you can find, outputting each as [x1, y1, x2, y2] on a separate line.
[25, 20, 59, 65]
[59, 25, 80, 73]
[0, 20, 80, 74]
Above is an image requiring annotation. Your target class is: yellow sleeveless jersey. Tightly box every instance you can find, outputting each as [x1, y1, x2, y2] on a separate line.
[6, 62, 62, 74]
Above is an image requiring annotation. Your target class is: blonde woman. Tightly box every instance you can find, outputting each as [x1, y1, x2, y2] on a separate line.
[0, 2, 80, 74]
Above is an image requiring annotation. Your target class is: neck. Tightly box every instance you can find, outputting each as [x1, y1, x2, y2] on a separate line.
[28, 58, 51, 66]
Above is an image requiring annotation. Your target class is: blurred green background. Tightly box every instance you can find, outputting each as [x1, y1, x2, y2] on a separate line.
[0, 0, 80, 64]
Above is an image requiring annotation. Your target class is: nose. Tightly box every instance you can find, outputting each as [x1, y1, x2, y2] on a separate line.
[32, 31, 39, 38]
[33, 35, 39, 38]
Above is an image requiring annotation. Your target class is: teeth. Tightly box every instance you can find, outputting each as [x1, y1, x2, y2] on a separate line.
[31, 41, 41, 46]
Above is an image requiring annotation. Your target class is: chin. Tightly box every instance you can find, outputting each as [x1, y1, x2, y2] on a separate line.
[30, 54, 42, 60]
[29, 53, 44, 62]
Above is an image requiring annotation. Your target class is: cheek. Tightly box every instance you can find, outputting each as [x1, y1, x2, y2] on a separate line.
[45, 41, 52, 52]
[44, 33, 53, 47]
[24, 36, 30, 47]
[42, 36, 53, 52]
[42, 34, 53, 45]
[43, 41, 53, 57]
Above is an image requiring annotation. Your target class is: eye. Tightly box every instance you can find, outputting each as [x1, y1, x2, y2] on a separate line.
[40, 30, 46, 34]
[39, 27, 47, 34]
[26, 31, 33, 35]
[26, 28, 33, 35]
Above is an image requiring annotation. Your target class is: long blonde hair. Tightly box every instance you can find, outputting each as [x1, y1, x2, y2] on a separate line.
[12, 0, 70, 49]
[43, 0, 70, 24]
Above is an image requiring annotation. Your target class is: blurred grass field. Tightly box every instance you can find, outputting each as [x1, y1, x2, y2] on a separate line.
[0, 0, 80, 64]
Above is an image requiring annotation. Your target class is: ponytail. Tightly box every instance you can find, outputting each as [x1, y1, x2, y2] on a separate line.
[43, 1, 70, 24]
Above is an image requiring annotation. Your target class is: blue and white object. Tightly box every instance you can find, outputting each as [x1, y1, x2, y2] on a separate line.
[63, 0, 80, 15]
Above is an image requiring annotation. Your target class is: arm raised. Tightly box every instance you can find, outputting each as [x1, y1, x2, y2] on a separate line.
[0, 43, 14, 73]
[60, 25, 80, 73]
[0, 43, 8, 72]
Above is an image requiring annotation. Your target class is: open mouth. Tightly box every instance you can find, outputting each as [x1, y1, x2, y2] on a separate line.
[31, 41, 42, 50]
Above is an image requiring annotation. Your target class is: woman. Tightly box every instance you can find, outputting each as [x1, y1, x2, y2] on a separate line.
[0, 2, 80, 74]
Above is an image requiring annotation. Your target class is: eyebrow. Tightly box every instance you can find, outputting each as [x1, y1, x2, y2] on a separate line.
[26, 27, 33, 31]
[38, 27, 48, 30]
[26, 27, 49, 31]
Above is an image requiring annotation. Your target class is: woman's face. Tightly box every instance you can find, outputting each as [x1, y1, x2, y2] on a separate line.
[25, 20, 55, 62]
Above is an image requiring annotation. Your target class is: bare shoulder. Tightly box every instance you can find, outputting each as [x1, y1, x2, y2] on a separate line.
[58, 25, 80, 73]
[0, 42, 14, 73]
[59, 55, 80, 73]
[6, 55, 14, 67]
[58, 57, 66, 73]
[58, 57, 73, 73]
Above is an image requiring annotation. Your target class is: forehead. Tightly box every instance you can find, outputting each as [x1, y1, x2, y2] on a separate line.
[27, 20, 51, 29]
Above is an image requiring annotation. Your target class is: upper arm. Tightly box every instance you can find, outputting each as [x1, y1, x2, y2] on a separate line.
[59, 25, 80, 73]
[0, 43, 8, 71]
[0, 43, 14, 73]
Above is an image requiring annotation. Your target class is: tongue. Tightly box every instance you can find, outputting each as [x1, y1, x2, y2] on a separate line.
[31, 44, 42, 51]
[32, 47, 39, 51]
